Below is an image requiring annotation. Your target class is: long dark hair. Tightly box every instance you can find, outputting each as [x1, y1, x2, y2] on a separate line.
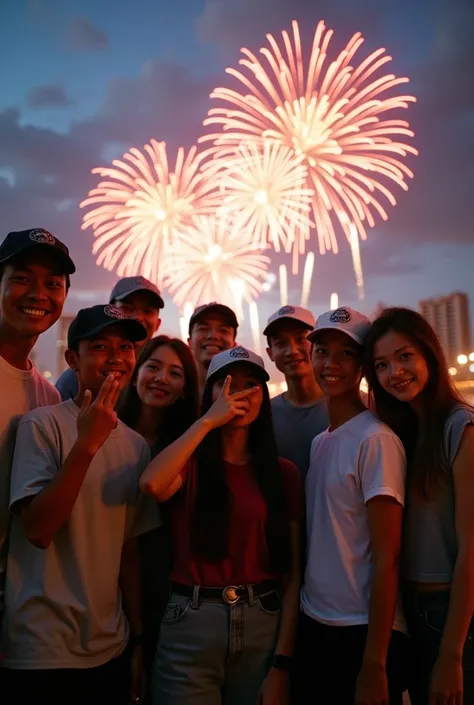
[118, 335, 199, 450]
[364, 307, 466, 498]
[190, 366, 291, 574]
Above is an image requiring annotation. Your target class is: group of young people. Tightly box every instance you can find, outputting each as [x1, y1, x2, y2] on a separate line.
[0, 226, 472, 705]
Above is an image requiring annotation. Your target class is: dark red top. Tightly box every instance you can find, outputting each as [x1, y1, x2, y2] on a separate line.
[168, 457, 303, 587]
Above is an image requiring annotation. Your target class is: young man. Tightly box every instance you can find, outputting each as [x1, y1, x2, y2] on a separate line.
[2, 304, 159, 704]
[187, 302, 238, 394]
[265, 305, 329, 478]
[0, 228, 75, 616]
[56, 275, 164, 401]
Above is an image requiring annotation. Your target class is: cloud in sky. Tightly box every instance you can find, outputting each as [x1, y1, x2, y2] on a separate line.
[26, 84, 72, 109]
[68, 17, 109, 51]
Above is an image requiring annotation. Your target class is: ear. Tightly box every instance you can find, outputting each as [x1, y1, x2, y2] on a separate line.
[64, 347, 79, 372]
[187, 336, 192, 348]
[155, 317, 161, 334]
[232, 339, 237, 348]
[266, 346, 275, 363]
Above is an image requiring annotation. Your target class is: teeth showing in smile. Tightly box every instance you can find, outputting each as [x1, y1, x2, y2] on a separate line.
[393, 378, 413, 390]
[21, 308, 47, 317]
[323, 375, 342, 382]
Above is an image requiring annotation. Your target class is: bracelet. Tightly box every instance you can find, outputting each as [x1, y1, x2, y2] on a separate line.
[271, 654, 292, 672]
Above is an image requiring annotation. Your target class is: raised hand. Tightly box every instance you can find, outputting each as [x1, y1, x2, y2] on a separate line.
[203, 376, 259, 430]
[77, 375, 121, 455]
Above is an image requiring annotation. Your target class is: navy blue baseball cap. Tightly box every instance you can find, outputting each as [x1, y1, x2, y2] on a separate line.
[0, 228, 76, 274]
[109, 276, 164, 309]
[68, 304, 147, 349]
[188, 302, 238, 336]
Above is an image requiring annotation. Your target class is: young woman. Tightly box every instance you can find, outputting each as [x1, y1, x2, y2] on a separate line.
[140, 345, 303, 705]
[364, 307, 474, 705]
[118, 335, 199, 692]
[297, 307, 407, 705]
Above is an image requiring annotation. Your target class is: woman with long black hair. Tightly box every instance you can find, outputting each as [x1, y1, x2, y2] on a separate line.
[140, 346, 302, 705]
[118, 335, 199, 695]
[364, 307, 474, 704]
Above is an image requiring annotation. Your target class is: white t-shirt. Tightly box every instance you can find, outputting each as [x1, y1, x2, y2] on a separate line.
[2, 399, 160, 669]
[0, 355, 60, 600]
[301, 410, 406, 633]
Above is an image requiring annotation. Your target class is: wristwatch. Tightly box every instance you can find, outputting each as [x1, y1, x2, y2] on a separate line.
[271, 654, 292, 672]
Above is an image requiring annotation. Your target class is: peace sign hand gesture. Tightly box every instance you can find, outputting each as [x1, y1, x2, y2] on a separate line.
[203, 376, 259, 430]
[77, 375, 121, 456]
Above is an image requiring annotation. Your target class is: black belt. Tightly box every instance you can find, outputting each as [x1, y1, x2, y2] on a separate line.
[172, 579, 279, 605]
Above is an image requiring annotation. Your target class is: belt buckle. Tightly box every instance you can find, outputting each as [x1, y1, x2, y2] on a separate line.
[222, 585, 241, 604]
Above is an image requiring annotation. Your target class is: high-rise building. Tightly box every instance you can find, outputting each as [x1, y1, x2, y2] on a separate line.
[56, 314, 75, 377]
[419, 292, 471, 363]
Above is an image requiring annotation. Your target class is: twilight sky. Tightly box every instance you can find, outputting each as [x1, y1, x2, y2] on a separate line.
[1, 0, 473, 372]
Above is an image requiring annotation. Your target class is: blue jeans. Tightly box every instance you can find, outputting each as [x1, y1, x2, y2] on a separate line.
[404, 588, 474, 704]
[152, 587, 281, 705]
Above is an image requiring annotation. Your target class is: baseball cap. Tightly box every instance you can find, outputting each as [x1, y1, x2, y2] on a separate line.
[307, 307, 371, 346]
[188, 302, 239, 335]
[206, 346, 270, 384]
[0, 228, 76, 274]
[109, 276, 164, 309]
[68, 304, 147, 349]
[263, 304, 315, 336]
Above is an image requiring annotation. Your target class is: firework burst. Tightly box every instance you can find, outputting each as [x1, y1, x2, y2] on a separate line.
[81, 139, 218, 286]
[164, 216, 269, 316]
[205, 140, 314, 252]
[199, 20, 417, 269]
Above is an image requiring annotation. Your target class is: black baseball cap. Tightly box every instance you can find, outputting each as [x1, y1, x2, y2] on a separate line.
[0, 228, 76, 274]
[68, 304, 147, 349]
[109, 276, 164, 309]
[188, 302, 238, 336]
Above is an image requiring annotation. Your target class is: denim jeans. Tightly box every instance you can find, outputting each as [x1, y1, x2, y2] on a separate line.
[404, 588, 474, 704]
[152, 587, 281, 705]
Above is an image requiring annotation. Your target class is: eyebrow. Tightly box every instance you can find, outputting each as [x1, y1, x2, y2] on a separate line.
[374, 344, 412, 361]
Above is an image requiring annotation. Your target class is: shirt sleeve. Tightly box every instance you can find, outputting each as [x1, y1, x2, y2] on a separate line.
[55, 368, 78, 402]
[125, 442, 163, 540]
[358, 432, 406, 507]
[445, 407, 474, 465]
[278, 457, 304, 521]
[9, 417, 60, 511]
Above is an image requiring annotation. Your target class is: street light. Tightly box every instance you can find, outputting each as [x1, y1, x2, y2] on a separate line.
[448, 367, 458, 376]
[457, 354, 468, 365]
[469, 353, 474, 362]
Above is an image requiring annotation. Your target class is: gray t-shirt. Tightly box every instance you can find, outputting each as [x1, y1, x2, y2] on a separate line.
[403, 405, 474, 582]
[55, 367, 78, 401]
[3, 399, 160, 669]
[271, 393, 329, 478]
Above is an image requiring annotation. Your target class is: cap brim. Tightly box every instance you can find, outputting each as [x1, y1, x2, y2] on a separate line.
[69, 318, 147, 348]
[307, 326, 364, 346]
[263, 316, 313, 336]
[111, 287, 164, 309]
[206, 359, 270, 385]
[189, 304, 238, 332]
[1, 242, 76, 274]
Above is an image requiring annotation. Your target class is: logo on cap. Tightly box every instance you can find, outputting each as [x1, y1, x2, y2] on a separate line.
[29, 229, 55, 246]
[330, 308, 351, 323]
[229, 346, 250, 359]
[133, 276, 149, 287]
[104, 305, 123, 319]
[278, 305, 295, 315]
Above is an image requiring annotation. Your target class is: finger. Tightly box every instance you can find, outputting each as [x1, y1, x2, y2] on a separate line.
[220, 376, 232, 397]
[229, 386, 260, 400]
[81, 389, 92, 413]
[103, 379, 119, 407]
[109, 383, 122, 408]
[97, 374, 115, 404]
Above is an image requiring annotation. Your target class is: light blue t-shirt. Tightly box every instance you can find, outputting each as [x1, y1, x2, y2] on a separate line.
[271, 393, 329, 479]
[55, 367, 78, 401]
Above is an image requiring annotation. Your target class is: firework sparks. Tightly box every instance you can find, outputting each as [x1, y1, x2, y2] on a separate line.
[81, 139, 218, 286]
[164, 216, 270, 316]
[205, 141, 313, 252]
[200, 20, 417, 271]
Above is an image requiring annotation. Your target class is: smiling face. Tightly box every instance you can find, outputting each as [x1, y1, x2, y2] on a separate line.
[66, 324, 136, 396]
[373, 329, 430, 404]
[114, 290, 161, 342]
[136, 344, 186, 409]
[211, 364, 263, 427]
[0, 252, 67, 339]
[188, 313, 236, 369]
[266, 322, 313, 379]
[311, 330, 363, 398]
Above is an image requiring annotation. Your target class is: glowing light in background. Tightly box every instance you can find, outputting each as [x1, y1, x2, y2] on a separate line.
[81, 140, 218, 286]
[200, 19, 417, 272]
[279, 265, 288, 306]
[163, 215, 269, 317]
[448, 367, 458, 376]
[249, 301, 262, 355]
[205, 141, 313, 251]
[330, 292, 339, 310]
[458, 354, 468, 365]
[349, 223, 365, 300]
[300, 252, 315, 307]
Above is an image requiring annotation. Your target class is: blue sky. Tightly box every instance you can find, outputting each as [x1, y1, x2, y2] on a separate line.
[1, 0, 473, 372]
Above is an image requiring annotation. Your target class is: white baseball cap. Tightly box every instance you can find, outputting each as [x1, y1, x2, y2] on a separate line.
[263, 305, 315, 336]
[206, 346, 270, 383]
[307, 307, 371, 346]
